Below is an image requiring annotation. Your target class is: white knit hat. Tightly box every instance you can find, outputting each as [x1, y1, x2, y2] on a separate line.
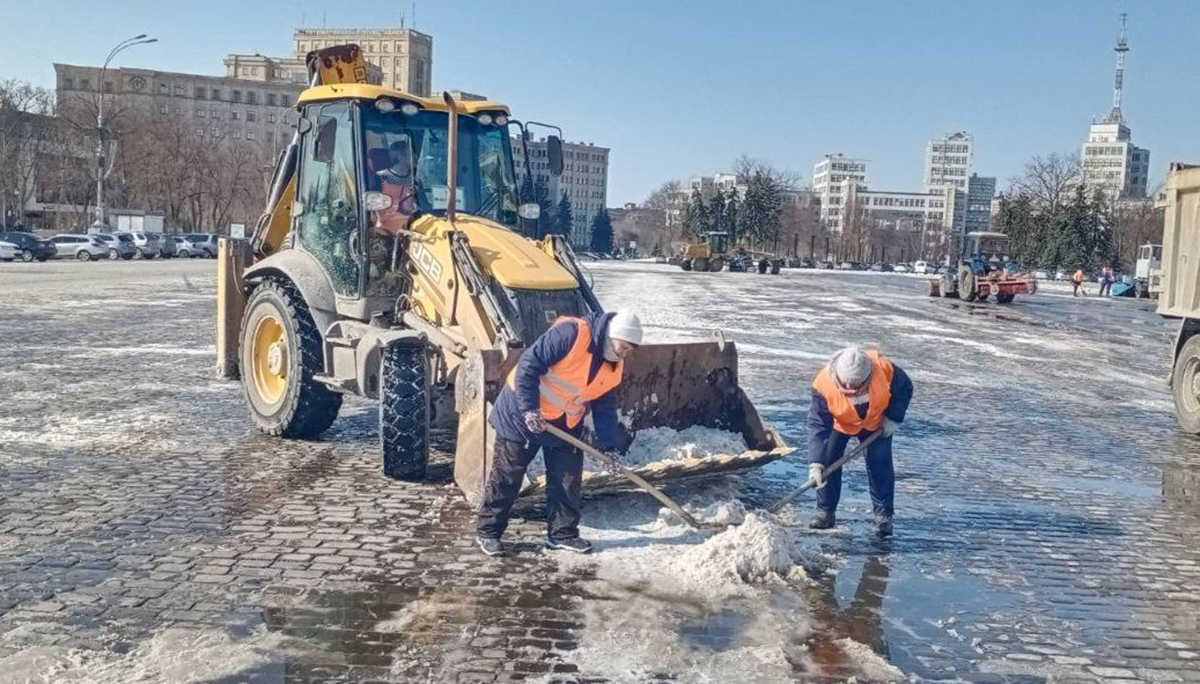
[608, 311, 644, 345]
[830, 346, 873, 390]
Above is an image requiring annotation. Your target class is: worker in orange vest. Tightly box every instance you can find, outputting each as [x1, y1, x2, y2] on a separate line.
[808, 346, 913, 538]
[1071, 268, 1086, 297]
[476, 311, 643, 557]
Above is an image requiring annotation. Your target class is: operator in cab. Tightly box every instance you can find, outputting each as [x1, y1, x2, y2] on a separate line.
[475, 311, 644, 557]
[807, 346, 913, 538]
[372, 139, 419, 235]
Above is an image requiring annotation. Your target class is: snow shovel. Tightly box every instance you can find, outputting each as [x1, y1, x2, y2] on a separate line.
[544, 424, 727, 532]
[767, 430, 883, 514]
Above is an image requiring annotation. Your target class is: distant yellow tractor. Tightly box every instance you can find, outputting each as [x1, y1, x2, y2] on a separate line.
[680, 231, 731, 272]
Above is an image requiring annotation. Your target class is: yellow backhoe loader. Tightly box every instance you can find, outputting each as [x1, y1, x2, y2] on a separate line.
[216, 45, 791, 505]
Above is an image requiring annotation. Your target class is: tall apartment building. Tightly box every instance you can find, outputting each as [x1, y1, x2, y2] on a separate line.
[924, 131, 973, 193]
[512, 137, 609, 248]
[1080, 16, 1149, 200]
[54, 63, 305, 155]
[964, 174, 996, 232]
[293, 27, 432, 96]
[812, 154, 869, 230]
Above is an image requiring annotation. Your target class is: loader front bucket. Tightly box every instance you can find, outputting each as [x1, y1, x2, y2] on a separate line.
[452, 341, 793, 507]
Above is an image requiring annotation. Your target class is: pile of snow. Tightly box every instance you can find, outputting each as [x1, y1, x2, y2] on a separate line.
[669, 512, 794, 589]
[527, 425, 745, 480]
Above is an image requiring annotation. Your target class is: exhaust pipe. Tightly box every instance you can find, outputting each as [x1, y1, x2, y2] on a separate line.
[442, 91, 459, 224]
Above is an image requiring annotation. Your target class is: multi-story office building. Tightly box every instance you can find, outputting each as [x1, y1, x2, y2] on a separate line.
[54, 63, 305, 155]
[512, 136, 609, 248]
[924, 131, 973, 193]
[293, 27, 432, 96]
[965, 174, 996, 232]
[812, 153, 869, 230]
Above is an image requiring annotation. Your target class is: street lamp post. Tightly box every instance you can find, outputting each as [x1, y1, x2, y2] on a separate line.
[93, 34, 157, 231]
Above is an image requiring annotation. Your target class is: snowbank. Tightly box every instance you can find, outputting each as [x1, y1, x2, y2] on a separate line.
[835, 638, 905, 682]
[669, 512, 795, 590]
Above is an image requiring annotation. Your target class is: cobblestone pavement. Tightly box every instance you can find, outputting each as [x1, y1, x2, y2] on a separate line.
[2, 259, 1200, 683]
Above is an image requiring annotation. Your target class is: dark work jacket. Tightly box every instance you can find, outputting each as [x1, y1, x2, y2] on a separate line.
[489, 311, 622, 451]
[807, 364, 913, 464]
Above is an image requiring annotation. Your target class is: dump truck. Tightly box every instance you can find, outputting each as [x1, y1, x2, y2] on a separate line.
[929, 231, 1037, 303]
[1134, 243, 1162, 299]
[215, 45, 791, 505]
[1158, 163, 1200, 434]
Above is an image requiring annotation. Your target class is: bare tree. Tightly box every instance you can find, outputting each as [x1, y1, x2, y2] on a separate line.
[1008, 152, 1083, 212]
[0, 80, 56, 228]
[732, 154, 801, 189]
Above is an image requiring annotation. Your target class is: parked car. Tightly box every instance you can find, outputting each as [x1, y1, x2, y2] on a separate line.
[816, 260, 834, 269]
[910, 260, 930, 274]
[0, 240, 17, 262]
[173, 236, 199, 258]
[91, 232, 138, 260]
[49, 234, 108, 261]
[869, 262, 894, 272]
[1032, 270, 1051, 280]
[115, 231, 161, 259]
[0, 231, 56, 262]
[181, 233, 219, 258]
[151, 233, 176, 258]
[892, 263, 910, 273]
[1054, 269, 1069, 281]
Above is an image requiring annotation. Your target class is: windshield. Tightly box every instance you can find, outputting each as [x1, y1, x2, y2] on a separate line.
[360, 106, 520, 228]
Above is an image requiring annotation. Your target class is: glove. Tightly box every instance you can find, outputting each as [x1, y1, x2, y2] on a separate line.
[808, 463, 826, 489]
[881, 418, 901, 438]
[523, 411, 546, 434]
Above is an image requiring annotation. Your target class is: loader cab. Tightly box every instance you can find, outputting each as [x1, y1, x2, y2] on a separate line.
[291, 91, 522, 302]
[705, 231, 731, 254]
[962, 232, 1012, 275]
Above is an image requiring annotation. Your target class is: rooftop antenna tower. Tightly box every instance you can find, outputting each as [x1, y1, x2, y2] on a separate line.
[1106, 13, 1129, 124]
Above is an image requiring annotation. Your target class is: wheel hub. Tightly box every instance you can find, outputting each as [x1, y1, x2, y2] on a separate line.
[267, 342, 284, 375]
[251, 314, 288, 407]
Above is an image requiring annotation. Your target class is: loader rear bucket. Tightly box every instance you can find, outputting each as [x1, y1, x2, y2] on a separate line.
[452, 341, 794, 507]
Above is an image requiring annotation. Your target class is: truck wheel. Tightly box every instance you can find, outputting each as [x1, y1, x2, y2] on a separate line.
[380, 343, 429, 481]
[958, 267, 977, 302]
[681, 259, 693, 271]
[1173, 336, 1200, 434]
[708, 257, 724, 272]
[239, 278, 342, 438]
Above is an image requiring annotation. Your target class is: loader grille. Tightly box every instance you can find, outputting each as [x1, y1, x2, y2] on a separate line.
[495, 285, 589, 345]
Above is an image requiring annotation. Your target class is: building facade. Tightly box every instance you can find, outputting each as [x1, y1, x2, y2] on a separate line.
[812, 153, 869, 230]
[1080, 14, 1149, 200]
[924, 131, 973, 193]
[54, 63, 305, 156]
[965, 174, 996, 232]
[512, 137, 609, 248]
[293, 27, 432, 96]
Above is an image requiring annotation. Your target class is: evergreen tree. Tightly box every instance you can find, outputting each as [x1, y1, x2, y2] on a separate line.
[682, 189, 708, 238]
[723, 190, 740, 244]
[533, 176, 553, 238]
[739, 172, 783, 248]
[707, 189, 726, 235]
[554, 190, 575, 240]
[590, 208, 614, 254]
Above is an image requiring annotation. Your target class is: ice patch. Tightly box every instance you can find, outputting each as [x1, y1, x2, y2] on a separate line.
[0, 626, 284, 683]
[836, 637, 905, 681]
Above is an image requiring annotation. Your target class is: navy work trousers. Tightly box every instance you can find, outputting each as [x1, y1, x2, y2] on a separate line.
[476, 437, 584, 542]
[814, 432, 895, 517]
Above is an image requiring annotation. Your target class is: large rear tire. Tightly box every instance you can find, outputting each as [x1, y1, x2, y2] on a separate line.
[708, 257, 724, 272]
[1173, 336, 1200, 434]
[681, 259, 693, 272]
[380, 343, 429, 481]
[958, 267, 977, 302]
[239, 278, 342, 438]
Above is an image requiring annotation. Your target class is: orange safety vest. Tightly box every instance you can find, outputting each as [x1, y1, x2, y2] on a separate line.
[507, 316, 624, 428]
[1072, 269, 1084, 284]
[812, 351, 894, 435]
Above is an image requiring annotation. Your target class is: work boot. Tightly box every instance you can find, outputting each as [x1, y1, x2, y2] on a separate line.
[874, 515, 894, 539]
[477, 536, 505, 557]
[545, 537, 593, 554]
[809, 510, 836, 530]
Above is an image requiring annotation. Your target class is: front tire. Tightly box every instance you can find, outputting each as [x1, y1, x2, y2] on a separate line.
[380, 344, 429, 481]
[239, 278, 342, 438]
[108, 248, 118, 260]
[1173, 336, 1200, 434]
[132, 250, 144, 260]
[958, 267, 977, 302]
[708, 257, 724, 272]
[77, 250, 91, 262]
[21, 250, 33, 263]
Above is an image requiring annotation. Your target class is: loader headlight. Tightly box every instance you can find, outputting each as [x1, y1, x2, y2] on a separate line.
[476, 113, 494, 126]
[495, 114, 509, 126]
[363, 191, 393, 212]
[374, 98, 396, 113]
[400, 103, 420, 116]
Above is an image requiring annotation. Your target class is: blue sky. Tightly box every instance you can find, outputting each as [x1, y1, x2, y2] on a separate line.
[4, 0, 1198, 204]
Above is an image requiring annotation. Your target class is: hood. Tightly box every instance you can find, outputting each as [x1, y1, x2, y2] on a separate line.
[582, 311, 615, 354]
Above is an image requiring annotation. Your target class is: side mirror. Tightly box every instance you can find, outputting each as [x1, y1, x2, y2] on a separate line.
[546, 135, 564, 177]
[518, 203, 541, 220]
